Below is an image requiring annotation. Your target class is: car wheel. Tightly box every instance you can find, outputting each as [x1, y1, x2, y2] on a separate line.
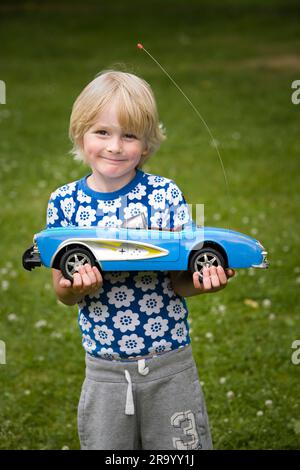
[60, 247, 96, 282]
[189, 247, 226, 281]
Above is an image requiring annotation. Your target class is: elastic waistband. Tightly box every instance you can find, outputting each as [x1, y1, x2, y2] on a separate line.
[85, 345, 194, 383]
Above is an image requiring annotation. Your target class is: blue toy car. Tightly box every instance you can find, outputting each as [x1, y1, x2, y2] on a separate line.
[22, 223, 269, 281]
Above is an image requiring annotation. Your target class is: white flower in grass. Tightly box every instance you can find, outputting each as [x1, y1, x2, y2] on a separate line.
[217, 304, 226, 314]
[219, 377, 227, 385]
[60, 197, 76, 221]
[47, 202, 59, 225]
[150, 210, 170, 229]
[97, 198, 122, 214]
[112, 310, 140, 333]
[107, 286, 135, 308]
[166, 183, 182, 206]
[75, 205, 96, 226]
[138, 293, 164, 315]
[1, 280, 9, 291]
[7, 313, 18, 321]
[133, 272, 159, 292]
[257, 410, 264, 417]
[128, 183, 147, 200]
[77, 189, 91, 204]
[262, 298, 272, 308]
[88, 301, 109, 323]
[97, 347, 120, 361]
[93, 325, 114, 345]
[227, 391, 235, 400]
[144, 316, 169, 339]
[148, 189, 166, 210]
[147, 175, 168, 188]
[205, 332, 214, 341]
[82, 334, 97, 353]
[34, 320, 47, 329]
[148, 339, 172, 355]
[79, 313, 92, 332]
[118, 334, 145, 355]
[171, 322, 188, 344]
[265, 400, 273, 407]
[97, 215, 122, 228]
[167, 299, 186, 320]
[51, 331, 63, 339]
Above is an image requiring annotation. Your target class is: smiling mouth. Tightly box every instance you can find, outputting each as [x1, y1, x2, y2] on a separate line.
[101, 157, 126, 162]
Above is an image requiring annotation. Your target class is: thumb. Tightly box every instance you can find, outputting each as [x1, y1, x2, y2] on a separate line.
[59, 277, 72, 288]
[226, 268, 235, 277]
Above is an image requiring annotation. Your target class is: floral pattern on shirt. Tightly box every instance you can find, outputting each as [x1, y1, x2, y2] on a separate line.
[46, 170, 192, 359]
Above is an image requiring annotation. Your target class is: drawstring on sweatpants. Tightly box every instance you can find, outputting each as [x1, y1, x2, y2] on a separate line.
[124, 359, 149, 415]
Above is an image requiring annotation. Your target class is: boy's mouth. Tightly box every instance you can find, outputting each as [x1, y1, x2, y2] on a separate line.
[101, 156, 127, 163]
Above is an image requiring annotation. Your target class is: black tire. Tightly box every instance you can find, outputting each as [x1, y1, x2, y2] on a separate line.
[60, 247, 96, 281]
[189, 247, 226, 281]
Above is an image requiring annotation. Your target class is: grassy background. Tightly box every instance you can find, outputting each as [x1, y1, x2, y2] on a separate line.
[0, 0, 300, 449]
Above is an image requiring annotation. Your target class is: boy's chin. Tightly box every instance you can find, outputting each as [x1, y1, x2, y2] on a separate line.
[93, 165, 136, 179]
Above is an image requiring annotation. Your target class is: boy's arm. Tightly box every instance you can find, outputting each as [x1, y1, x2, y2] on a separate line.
[170, 266, 235, 298]
[52, 264, 103, 306]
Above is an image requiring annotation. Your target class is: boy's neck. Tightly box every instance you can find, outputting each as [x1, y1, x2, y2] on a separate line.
[87, 169, 137, 194]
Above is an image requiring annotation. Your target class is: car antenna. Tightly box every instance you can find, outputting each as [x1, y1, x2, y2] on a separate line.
[137, 43, 231, 230]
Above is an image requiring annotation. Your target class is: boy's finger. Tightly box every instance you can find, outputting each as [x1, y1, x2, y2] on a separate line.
[84, 264, 97, 287]
[210, 266, 220, 288]
[226, 268, 235, 278]
[59, 277, 72, 288]
[193, 271, 203, 289]
[93, 266, 103, 285]
[79, 266, 92, 288]
[202, 267, 212, 290]
[73, 272, 83, 291]
[217, 265, 228, 285]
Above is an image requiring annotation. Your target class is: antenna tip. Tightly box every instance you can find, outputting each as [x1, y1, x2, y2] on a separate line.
[137, 43, 144, 49]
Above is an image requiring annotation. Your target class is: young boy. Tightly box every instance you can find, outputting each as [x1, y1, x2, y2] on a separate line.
[47, 70, 234, 450]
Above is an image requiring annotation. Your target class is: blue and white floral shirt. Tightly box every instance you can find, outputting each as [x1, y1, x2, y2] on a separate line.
[46, 170, 193, 360]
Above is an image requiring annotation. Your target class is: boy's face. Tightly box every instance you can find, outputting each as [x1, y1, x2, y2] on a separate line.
[82, 103, 148, 184]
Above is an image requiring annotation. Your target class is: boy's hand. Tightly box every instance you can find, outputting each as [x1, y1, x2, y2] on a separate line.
[58, 264, 103, 297]
[192, 266, 235, 293]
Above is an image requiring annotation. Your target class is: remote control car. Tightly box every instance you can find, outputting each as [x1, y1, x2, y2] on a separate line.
[22, 223, 269, 281]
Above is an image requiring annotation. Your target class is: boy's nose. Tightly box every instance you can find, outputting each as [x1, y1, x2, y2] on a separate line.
[106, 137, 122, 154]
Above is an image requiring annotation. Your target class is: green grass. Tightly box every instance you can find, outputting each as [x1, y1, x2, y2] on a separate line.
[1, 0, 300, 449]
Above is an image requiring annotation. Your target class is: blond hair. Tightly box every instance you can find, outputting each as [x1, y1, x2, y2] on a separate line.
[69, 70, 166, 167]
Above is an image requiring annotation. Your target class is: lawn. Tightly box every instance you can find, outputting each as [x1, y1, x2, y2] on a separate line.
[0, 0, 300, 449]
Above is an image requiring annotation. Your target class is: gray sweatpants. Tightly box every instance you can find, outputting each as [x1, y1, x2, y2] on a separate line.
[77, 345, 213, 450]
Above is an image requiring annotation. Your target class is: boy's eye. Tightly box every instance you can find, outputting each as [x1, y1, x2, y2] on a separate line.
[124, 133, 137, 139]
[95, 130, 108, 135]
